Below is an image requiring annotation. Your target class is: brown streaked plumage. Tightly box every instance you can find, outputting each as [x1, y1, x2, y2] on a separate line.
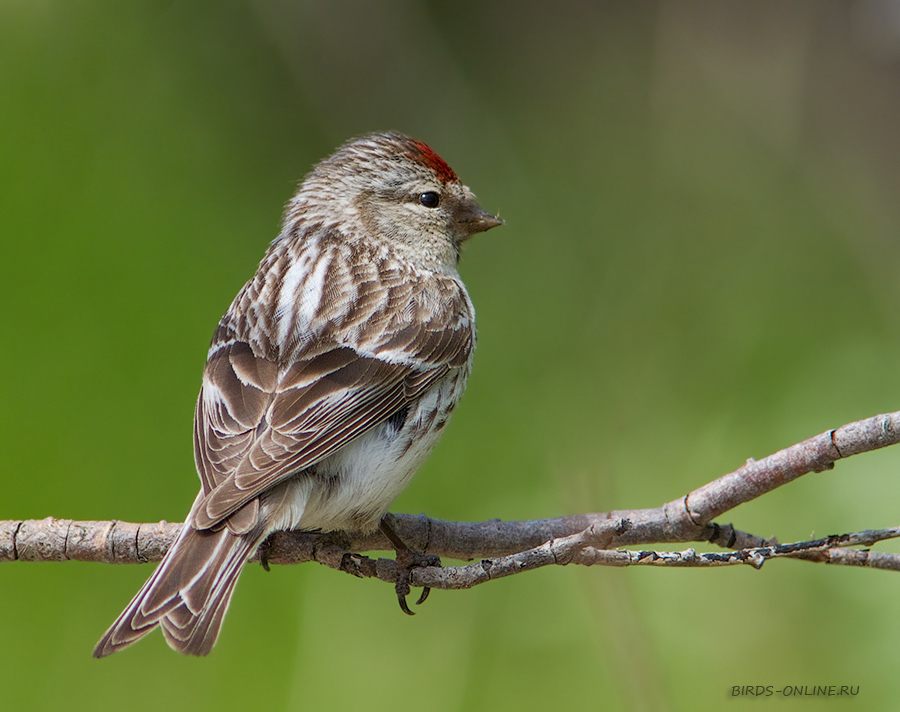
[93, 132, 501, 657]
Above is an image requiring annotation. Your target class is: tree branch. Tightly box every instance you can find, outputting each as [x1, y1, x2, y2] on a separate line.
[2, 411, 898, 593]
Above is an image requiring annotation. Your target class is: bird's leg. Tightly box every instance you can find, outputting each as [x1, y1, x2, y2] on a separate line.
[379, 515, 441, 615]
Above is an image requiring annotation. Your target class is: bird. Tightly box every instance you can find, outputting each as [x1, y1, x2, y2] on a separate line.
[93, 131, 502, 657]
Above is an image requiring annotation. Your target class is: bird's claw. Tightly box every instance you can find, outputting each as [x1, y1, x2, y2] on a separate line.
[257, 537, 273, 572]
[393, 548, 440, 615]
[380, 515, 441, 614]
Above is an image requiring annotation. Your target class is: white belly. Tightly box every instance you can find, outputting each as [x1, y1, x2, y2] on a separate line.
[260, 371, 465, 535]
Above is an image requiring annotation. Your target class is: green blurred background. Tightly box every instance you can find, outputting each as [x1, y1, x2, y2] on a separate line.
[2, 1, 899, 709]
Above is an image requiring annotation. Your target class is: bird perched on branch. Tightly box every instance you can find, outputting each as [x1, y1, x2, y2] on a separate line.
[94, 131, 501, 657]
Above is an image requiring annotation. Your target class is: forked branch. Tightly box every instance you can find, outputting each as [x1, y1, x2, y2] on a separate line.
[2, 411, 898, 591]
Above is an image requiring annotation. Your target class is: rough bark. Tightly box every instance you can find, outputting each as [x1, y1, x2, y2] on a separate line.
[2, 411, 898, 590]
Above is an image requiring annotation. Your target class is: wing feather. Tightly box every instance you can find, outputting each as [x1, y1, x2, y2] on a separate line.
[191, 261, 473, 532]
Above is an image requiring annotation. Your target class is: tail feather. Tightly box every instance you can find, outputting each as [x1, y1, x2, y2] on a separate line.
[160, 564, 244, 655]
[93, 522, 262, 658]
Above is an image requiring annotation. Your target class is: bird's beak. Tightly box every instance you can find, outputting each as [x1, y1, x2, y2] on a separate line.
[459, 204, 504, 238]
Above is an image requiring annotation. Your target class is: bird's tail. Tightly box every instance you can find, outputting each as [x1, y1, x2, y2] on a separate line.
[93, 517, 264, 657]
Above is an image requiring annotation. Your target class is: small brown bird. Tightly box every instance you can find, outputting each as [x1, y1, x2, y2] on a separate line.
[93, 132, 501, 657]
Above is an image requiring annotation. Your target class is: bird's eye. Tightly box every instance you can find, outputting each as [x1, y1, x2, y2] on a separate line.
[418, 191, 440, 208]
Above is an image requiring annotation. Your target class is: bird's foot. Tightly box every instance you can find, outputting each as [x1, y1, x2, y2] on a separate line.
[257, 535, 275, 572]
[393, 547, 441, 614]
[380, 516, 441, 615]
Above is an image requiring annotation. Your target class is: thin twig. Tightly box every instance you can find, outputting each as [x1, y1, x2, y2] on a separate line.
[1, 411, 898, 593]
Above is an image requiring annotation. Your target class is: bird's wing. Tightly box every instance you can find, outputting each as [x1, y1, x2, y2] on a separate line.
[191, 277, 473, 533]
